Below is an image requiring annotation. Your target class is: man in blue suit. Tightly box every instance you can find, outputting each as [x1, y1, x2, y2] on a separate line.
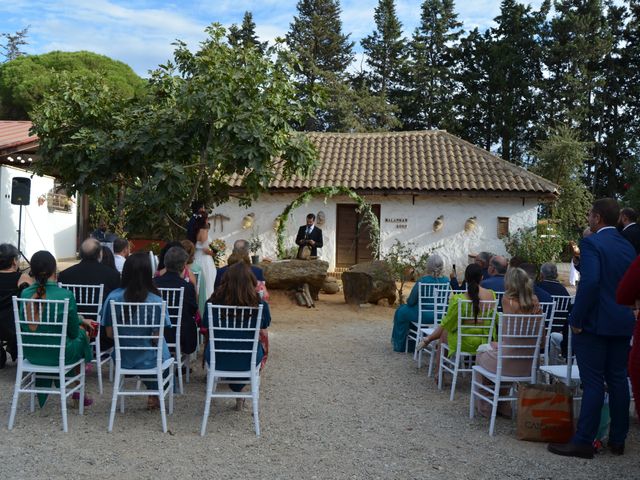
[548, 198, 636, 459]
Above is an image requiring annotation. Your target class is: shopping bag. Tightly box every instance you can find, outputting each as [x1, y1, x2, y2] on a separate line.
[516, 383, 573, 442]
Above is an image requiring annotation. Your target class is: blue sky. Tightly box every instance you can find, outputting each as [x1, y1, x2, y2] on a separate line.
[0, 1, 545, 76]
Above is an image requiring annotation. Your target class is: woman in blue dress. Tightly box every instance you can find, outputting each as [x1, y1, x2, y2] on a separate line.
[202, 262, 271, 410]
[101, 252, 171, 410]
[391, 254, 449, 352]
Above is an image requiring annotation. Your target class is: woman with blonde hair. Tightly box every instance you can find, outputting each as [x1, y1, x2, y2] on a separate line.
[391, 254, 450, 352]
[474, 267, 542, 417]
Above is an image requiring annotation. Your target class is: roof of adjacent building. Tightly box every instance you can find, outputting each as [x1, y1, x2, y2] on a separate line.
[229, 130, 558, 198]
[0, 121, 38, 157]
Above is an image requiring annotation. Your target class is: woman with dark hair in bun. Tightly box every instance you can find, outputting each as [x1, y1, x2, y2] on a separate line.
[19, 251, 93, 406]
[417, 264, 497, 372]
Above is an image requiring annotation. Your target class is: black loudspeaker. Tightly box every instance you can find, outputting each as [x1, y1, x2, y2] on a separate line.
[11, 177, 31, 205]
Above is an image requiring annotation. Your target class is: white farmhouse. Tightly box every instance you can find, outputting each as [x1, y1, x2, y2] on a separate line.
[0, 121, 78, 259]
[213, 131, 558, 272]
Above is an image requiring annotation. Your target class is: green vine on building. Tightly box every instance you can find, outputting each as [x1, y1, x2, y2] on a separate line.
[275, 187, 380, 259]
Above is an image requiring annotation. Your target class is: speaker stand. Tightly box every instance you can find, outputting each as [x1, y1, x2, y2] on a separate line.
[16, 204, 30, 265]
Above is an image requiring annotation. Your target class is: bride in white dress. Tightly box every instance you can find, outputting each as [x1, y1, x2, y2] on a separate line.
[194, 223, 217, 300]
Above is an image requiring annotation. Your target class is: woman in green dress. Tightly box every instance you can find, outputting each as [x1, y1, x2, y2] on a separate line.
[417, 263, 496, 369]
[20, 251, 93, 406]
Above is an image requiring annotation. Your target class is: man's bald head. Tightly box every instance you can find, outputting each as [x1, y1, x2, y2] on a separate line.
[80, 238, 102, 261]
[233, 239, 250, 256]
[489, 255, 508, 276]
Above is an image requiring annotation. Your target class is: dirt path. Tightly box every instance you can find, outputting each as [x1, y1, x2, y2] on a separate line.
[0, 291, 636, 479]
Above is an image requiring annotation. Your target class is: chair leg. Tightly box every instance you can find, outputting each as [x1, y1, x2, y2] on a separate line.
[169, 364, 174, 415]
[8, 368, 22, 430]
[469, 369, 476, 419]
[79, 363, 85, 416]
[252, 379, 260, 437]
[29, 373, 35, 413]
[449, 360, 459, 402]
[489, 381, 500, 436]
[108, 371, 120, 432]
[109, 358, 114, 382]
[437, 351, 444, 391]
[176, 351, 184, 395]
[60, 372, 68, 433]
[200, 372, 215, 436]
[95, 343, 103, 395]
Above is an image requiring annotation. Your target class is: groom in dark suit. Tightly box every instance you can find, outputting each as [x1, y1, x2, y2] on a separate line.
[295, 213, 323, 257]
[548, 198, 636, 459]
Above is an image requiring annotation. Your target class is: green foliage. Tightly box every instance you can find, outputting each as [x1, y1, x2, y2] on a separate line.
[228, 11, 267, 53]
[503, 227, 565, 266]
[275, 187, 379, 258]
[30, 24, 317, 237]
[248, 229, 263, 254]
[532, 125, 593, 239]
[382, 240, 431, 305]
[0, 50, 145, 119]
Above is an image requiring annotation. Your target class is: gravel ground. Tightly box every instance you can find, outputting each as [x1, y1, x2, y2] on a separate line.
[0, 290, 637, 479]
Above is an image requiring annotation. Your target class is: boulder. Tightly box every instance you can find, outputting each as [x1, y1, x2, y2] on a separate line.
[262, 259, 329, 291]
[341, 260, 396, 305]
[321, 276, 340, 294]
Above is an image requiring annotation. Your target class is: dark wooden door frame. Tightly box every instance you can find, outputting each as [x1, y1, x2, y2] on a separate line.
[335, 203, 381, 268]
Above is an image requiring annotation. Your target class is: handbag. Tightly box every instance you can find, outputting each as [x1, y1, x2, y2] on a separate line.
[516, 383, 573, 442]
[297, 245, 312, 260]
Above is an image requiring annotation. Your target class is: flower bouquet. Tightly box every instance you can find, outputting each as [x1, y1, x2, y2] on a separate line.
[209, 238, 227, 267]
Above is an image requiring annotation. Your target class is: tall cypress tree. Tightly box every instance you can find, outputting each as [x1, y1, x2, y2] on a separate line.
[400, 0, 463, 130]
[360, 0, 406, 96]
[622, 0, 640, 204]
[228, 11, 267, 53]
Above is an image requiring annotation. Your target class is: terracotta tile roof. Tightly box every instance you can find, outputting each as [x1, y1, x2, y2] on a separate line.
[229, 130, 558, 197]
[0, 121, 38, 156]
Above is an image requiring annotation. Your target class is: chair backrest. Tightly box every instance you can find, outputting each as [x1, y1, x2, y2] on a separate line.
[12, 296, 70, 365]
[551, 295, 574, 325]
[456, 298, 498, 353]
[418, 282, 449, 327]
[433, 287, 451, 324]
[494, 291, 505, 312]
[206, 304, 263, 374]
[539, 301, 556, 326]
[157, 287, 184, 338]
[109, 300, 167, 369]
[149, 251, 158, 276]
[58, 283, 104, 323]
[495, 312, 546, 380]
[192, 270, 201, 295]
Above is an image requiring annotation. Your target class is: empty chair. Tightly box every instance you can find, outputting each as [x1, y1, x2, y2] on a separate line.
[470, 312, 546, 435]
[544, 295, 574, 366]
[418, 286, 451, 376]
[59, 283, 112, 394]
[412, 282, 451, 366]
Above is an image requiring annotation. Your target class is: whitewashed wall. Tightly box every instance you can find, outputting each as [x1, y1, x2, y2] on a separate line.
[0, 165, 77, 259]
[209, 193, 538, 271]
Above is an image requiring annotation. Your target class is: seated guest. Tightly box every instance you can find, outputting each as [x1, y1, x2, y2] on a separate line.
[20, 251, 93, 407]
[538, 262, 572, 363]
[113, 238, 130, 274]
[417, 264, 497, 367]
[155, 242, 197, 287]
[101, 252, 172, 410]
[450, 251, 493, 290]
[203, 262, 271, 410]
[153, 247, 198, 356]
[58, 238, 121, 351]
[181, 239, 207, 315]
[214, 239, 265, 291]
[0, 244, 32, 366]
[619, 207, 640, 254]
[475, 267, 542, 417]
[100, 245, 117, 271]
[391, 254, 449, 352]
[519, 263, 553, 306]
[480, 255, 508, 292]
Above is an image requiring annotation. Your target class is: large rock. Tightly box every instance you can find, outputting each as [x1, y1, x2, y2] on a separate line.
[341, 261, 396, 305]
[321, 276, 340, 294]
[262, 259, 329, 290]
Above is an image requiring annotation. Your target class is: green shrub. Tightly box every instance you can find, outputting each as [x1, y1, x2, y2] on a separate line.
[503, 227, 565, 266]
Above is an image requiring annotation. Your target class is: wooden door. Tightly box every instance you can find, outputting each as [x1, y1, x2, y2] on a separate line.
[335, 203, 381, 268]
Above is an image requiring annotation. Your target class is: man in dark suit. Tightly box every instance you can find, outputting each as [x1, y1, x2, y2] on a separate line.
[295, 213, 323, 257]
[619, 207, 640, 255]
[58, 238, 121, 350]
[548, 198, 636, 459]
[153, 246, 198, 355]
[480, 255, 507, 292]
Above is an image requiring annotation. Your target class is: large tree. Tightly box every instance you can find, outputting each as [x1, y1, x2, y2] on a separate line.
[1, 26, 29, 62]
[228, 11, 267, 53]
[0, 50, 146, 119]
[30, 25, 317, 236]
[399, 0, 463, 130]
[360, 0, 406, 96]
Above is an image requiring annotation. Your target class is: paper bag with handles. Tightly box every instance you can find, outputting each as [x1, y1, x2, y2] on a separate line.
[516, 383, 573, 442]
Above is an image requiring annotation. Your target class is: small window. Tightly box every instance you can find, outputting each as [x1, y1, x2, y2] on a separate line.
[497, 217, 509, 238]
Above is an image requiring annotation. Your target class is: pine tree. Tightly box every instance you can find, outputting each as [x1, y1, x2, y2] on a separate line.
[400, 0, 463, 130]
[488, 0, 549, 165]
[360, 0, 406, 96]
[1, 26, 29, 62]
[622, 0, 640, 204]
[228, 11, 267, 53]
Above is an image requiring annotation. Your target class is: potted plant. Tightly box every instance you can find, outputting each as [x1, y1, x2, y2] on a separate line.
[249, 234, 262, 265]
